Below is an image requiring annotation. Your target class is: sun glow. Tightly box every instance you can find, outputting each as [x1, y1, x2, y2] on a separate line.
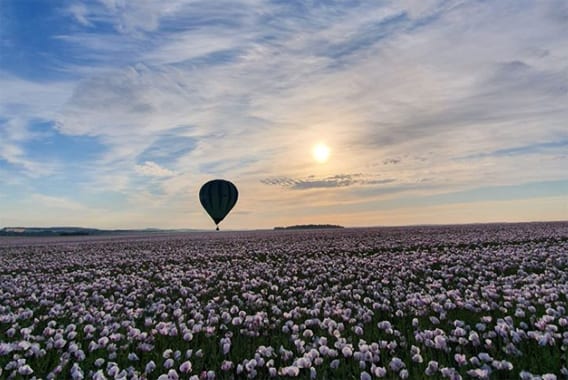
[312, 143, 331, 163]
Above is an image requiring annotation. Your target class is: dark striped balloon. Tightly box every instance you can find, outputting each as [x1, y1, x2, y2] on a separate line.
[199, 179, 239, 230]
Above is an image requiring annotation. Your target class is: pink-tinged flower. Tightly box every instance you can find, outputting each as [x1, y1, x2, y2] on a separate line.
[539, 332, 555, 346]
[469, 356, 481, 366]
[303, 329, 314, 338]
[222, 342, 231, 355]
[502, 360, 513, 370]
[454, 354, 467, 366]
[268, 367, 277, 377]
[466, 368, 490, 379]
[309, 367, 317, 379]
[453, 327, 466, 337]
[412, 354, 423, 363]
[145, 361, 156, 373]
[373, 366, 387, 377]
[180, 361, 192, 373]
[246, 358, 258, 371]
[107, 365, 119, 377]
[281, 366, 300, 377]
[221, 361, 233, 371]
[378, 321, 392, 330]
[389, 357, 405, 372]
[163, 349, 173, 359]
[97, 337, 109, 347]
[236, 364, 243, 375]
[0, 343, 12, 356]
[43, 327, 55, 337]
[83, 324, 97, 335]
[440, 367, 461, 379]
[434, 335, 447, 350]
[342, 346, 353, 358]
[138, 343, 154, 352]
[469, 331, 480, 345]
[425, 361, 438, 376]
[70, 363, 84, 380]
[18, 364, 33, 375]
[88, 341, 99, 352]
[297, 357, 310, 368]
[54, 338, 67, 349]
[168, 369, 179, 380]
[74, 350, 86, 361]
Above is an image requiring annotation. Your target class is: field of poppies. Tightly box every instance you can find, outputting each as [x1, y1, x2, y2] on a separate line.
[1, 222, 567, 379]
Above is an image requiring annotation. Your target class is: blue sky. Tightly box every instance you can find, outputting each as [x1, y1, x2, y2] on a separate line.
[0, 0, 567, 229]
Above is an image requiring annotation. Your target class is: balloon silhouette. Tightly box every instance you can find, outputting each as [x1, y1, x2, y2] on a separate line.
[199, 179, 238, 230]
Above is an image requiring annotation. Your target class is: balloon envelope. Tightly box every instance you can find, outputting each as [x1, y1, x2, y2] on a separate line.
[199, 179, 238, 227]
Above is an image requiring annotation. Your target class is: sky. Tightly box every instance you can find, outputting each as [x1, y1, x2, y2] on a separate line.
[0, 0, 567, 230]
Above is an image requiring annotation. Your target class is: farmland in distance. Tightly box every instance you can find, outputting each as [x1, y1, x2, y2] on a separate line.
[1, 222, 567, 379]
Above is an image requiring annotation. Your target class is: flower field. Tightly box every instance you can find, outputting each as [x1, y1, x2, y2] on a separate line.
[1, 222, 567, 379]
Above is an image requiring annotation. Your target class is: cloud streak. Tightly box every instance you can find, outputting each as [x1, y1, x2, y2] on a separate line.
[135, 161, 175, 177]
[262, 174, 396, 190]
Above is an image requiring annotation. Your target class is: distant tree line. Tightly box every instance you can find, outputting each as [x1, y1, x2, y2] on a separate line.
[274, 224, 344, 230]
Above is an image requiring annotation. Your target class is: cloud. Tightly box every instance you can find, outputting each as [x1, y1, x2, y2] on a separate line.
[68, 3, 92, 26]
[383, 158, 401, 165]
[0, 118, 57, 176]
[135, 161, 175, 177]
[30, 194, 86, 211]
[0, 72, 74, 176]
[457, 140, 568, 161]
[262, 174, 395, 190]
[137, 131, 196, 166]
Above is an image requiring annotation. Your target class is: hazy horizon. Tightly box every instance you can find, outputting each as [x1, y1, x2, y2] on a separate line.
[2, 218, 568, 233]
[1, 1, 567, 230]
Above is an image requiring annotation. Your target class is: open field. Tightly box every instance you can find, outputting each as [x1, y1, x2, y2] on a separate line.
[1, 223, 567, 379]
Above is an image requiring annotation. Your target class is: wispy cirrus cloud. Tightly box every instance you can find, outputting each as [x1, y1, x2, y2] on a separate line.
[262, 174, 396, 190]
[135, 161, 175, 177]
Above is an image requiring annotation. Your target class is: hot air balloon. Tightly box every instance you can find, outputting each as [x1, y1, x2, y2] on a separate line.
[199, 179, 238, 230]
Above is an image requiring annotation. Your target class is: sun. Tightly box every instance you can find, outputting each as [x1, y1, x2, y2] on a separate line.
[312, 143, 331, 163]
